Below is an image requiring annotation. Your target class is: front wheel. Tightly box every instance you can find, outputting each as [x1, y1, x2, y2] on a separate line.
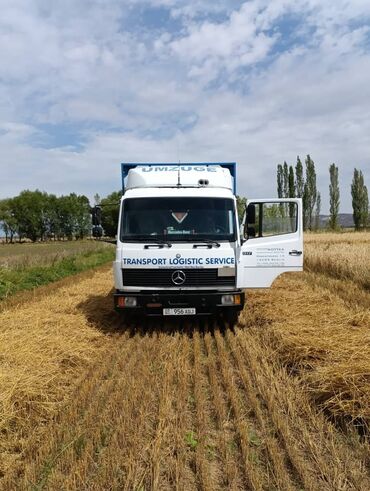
[224, 310, 239, 326]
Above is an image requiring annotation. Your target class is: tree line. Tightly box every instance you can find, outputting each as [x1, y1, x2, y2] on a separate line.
[0, 190, 91, 242]
[276, 155, 369, 230]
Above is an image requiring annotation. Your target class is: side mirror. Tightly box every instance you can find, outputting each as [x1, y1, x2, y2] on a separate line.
[243, 203, 256, 239]
[247, 226, 256, 238]
[246, 203, 256, 224]
[91, 206, 102, 226]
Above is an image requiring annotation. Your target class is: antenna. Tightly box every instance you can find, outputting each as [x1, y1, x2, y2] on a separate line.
[177, 164, 181, 187]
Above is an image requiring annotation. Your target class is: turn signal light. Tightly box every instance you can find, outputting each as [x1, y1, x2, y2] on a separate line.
[117, 297, 126, 308]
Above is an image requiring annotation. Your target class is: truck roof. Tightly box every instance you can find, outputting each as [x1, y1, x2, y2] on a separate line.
[121, 163, 236, 193]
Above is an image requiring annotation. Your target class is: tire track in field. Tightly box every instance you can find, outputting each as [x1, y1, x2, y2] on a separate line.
[225, 329, 297, 491]
[214, 328, 267, 490]
[204, 331, 243, 490]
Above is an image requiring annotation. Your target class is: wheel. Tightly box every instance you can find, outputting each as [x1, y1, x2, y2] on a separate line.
[224, 310, 239, 326]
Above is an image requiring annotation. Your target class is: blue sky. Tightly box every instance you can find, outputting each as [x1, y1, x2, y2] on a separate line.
[1, 0, 370, 212]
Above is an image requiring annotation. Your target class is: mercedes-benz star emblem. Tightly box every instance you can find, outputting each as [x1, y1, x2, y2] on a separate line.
[171, 270, 186, 285]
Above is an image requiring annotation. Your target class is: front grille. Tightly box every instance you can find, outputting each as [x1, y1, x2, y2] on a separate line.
[122, 268, 235, 287]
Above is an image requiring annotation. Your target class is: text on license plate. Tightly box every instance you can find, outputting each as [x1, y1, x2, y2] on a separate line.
[163, 308, 196, 316]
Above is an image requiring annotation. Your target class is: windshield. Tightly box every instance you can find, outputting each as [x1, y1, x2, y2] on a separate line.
[121, 197, 236, 242]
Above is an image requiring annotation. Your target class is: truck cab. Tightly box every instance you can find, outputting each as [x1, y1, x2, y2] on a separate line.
[112, 163, 303, 323]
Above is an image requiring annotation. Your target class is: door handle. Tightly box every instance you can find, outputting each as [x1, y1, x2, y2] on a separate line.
[289, 250, 302, 256]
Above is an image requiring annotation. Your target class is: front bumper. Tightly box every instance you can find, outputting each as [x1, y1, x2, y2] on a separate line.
[114, 290, 245, 316]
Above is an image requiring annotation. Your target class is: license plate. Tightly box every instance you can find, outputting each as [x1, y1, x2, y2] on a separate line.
[163, 308, 196, 316]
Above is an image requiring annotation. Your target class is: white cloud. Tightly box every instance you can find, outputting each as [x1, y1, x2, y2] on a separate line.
[159, 1, 279, 82]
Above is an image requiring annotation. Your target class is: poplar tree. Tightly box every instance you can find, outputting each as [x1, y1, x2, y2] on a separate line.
[351, 169, 369, 229]
[364, 186, 369, 228]
[315, 192, 321, 230]
[277, 164, 283, 198]
[283, 161, 289, 198]
[276, 163, 286, 217]
[329, 163, 340, 230]
[288, 165, 295, 217]
[303, 155, 317, 230]
[295, 156, 304, 198]
[236, 195, 247, 223]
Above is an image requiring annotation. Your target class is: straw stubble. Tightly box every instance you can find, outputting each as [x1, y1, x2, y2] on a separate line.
[0, 233, 369, 490]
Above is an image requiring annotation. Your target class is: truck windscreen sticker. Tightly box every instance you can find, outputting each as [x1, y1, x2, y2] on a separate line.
[122, 257, 235, 266]
[171, 211, 188, 223]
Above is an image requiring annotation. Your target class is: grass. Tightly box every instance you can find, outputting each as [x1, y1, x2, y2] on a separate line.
[0, 241, 114, 300]
[0, 240, 113, 269]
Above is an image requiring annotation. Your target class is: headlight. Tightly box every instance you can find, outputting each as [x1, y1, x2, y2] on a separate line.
[117, 296, 137, 308]
[125, 297, 137, 307]
[221, 294, 234, 305]
[221, 294, 241, 305]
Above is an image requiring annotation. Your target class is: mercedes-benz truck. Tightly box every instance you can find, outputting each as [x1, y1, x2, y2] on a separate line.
[99, 163, 303, 323]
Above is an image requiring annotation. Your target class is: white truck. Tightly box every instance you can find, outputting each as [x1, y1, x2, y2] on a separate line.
[97, 162, 303, 324]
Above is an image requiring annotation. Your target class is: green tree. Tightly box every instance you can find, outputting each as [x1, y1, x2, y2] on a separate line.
[315, 192, 321, 231]
[45, 194, 62, 239]
[0, 198, 18, 243]
[365, 186, 369, 228]
[56, 195, 75, 239]
[12, 190, 50, 242]
[236, 195, 247, 224]
[329, 163, 340, 230]
[75, 195, 91, 239]
[56, 193, 91, 239]
[100, 191, 122, 237]
[277, 164, 283, 199]
[276, 163, 285, 217]
[295, 156, 304, 198]
[303, 155, 317, 231]
[351, 169, 369, 230]
[283, 161, 289, 198]
[288, 165, 295, 217]
[288, 166, 295, 198]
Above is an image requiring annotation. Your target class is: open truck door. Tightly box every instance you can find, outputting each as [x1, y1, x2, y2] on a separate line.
[237, 199, 303, 288]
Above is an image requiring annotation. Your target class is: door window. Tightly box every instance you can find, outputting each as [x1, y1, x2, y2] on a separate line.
[246, 202, 298, 238]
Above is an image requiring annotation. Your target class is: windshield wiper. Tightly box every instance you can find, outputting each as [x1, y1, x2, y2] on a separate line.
[144, 239, 172, 249]
[193, 240, 220, 249]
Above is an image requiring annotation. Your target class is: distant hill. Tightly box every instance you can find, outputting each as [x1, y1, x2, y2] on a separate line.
[319, 213, 354, 228]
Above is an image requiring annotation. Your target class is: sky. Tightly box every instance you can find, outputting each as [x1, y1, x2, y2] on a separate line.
[1, 0, 370, 213]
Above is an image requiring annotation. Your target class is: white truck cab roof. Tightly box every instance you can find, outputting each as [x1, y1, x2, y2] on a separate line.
[125, 165, 233, 192]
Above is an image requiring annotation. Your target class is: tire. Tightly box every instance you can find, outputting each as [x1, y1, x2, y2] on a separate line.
[224, 310, 239, 326]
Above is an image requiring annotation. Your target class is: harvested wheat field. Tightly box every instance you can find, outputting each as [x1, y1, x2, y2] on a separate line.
[0, 233, 369, 490]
